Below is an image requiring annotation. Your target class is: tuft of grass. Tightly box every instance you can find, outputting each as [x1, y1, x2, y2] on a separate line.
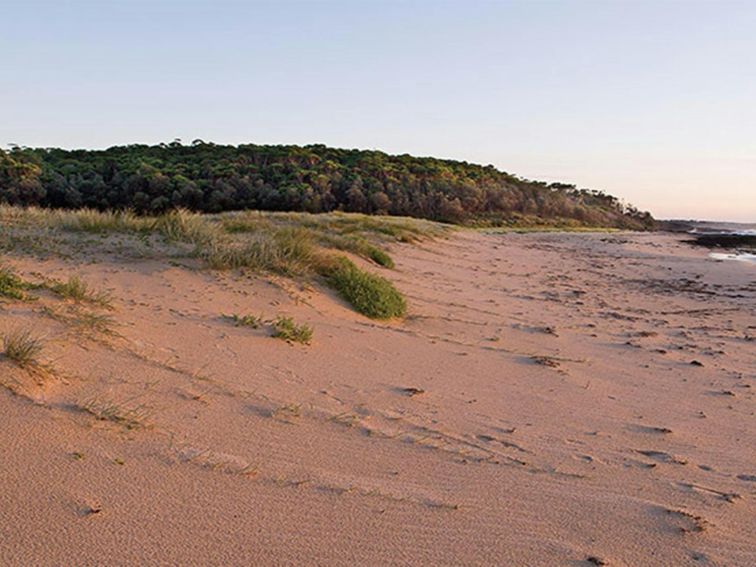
[80, 397, 151, 429]
[2, 329, 45, 367]
[49, 275, 112, 307]
[42, 305, 115, 336]
[321, 257, 406, 319]
[224, 313, 263, 328]
[155, 208, 220, 246]
[271, 316, 313, 344]
[56, 208, 154, 233]
[365, 245, 394, 268]
[0, 266, 35, 301]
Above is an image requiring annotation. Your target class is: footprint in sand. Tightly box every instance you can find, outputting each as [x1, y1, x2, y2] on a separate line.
[651, 506, 709, 535]
[676, 481, 741, 503]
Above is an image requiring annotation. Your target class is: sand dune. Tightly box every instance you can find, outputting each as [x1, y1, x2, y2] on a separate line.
[1, 229, 754, 566]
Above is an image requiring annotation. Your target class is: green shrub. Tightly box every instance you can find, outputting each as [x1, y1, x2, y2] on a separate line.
[322, 257, 406, 319]
[271, 316, 313, 344]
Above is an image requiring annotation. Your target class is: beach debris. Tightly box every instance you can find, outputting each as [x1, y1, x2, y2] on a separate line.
[531, 355, 560, 368]
[689, 360, 704, 367]
[586, 556, 607, 565]
[400, 387, 425, 397]
[634, 425, 673, 435]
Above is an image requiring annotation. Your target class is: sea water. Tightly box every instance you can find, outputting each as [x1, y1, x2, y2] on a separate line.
[709, 252, 756, 265]
[698, 227, 756, 265]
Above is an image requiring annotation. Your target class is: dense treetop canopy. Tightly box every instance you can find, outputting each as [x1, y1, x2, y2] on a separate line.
[0, 141, 654, 228]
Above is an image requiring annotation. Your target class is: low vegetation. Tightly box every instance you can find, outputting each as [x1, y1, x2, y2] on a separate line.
[42, 305, 115, 336]
[1, 328, 45, 368]
[322, 257, 406, 319]
[49, 275, 112, 308]
[79, 397, 151, 429]
[0, 266, 35, 301]
[271, 316, 313, 344]
[1, 206, 428, 319]
[225, 313, 263, 329]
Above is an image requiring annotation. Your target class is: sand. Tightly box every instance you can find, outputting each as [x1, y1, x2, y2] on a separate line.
[1, 230, 754, 566]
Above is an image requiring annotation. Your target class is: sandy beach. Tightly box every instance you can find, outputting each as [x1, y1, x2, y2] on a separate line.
[1, 229, 754, 566]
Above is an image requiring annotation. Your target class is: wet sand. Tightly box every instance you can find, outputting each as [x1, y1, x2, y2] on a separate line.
[1, 230, 754, 566]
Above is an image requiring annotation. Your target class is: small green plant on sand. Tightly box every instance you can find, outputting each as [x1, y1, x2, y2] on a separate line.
[42, 305, 115, 336]
[80, 397, 151, 430]
[0, 266, 35, 301]
[321, 257, 406, 319]
[271, 316, 313, 344]
[225, 313, 264, 329]
[49, 275, 112, 307]
[1, 329, 45, 368]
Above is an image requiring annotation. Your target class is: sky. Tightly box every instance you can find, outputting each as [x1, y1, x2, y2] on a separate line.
[1, 0, 754, 222]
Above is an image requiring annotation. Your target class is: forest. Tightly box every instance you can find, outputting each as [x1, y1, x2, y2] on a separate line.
[0, 141, 654, 229]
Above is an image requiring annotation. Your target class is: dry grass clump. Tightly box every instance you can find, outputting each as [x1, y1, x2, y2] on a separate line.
[254, 211, 447, 242]
[1, 328, 45, 368]
[54, 208, 154, 233]
[201, 227, 319, 275]
[42, 305, 116, 336]
[321, 257, 406, 319]
[49, 275, 112, 307]
[0, 265, 35, 301]
[79, 397, 151, 429]
[0, 206, 153, 233]
[271, 316, 313, 344]
[154, 208, 220, 246]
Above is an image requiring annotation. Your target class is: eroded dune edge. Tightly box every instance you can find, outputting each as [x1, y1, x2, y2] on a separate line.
[1, 211, 754, 566]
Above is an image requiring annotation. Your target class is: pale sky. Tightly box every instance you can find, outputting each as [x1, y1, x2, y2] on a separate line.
[1, 0, 754, 221]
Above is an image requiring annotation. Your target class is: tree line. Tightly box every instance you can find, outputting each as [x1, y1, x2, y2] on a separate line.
[0, 141, 654, 228]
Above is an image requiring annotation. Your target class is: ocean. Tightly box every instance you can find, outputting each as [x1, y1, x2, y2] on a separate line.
[685, 222, 756, 265]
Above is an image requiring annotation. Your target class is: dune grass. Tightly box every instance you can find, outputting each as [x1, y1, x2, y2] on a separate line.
[1, 329, 45, 368]
[56, 209, 155, 233]
[201, 226, 320, 275]
[2, 206, 441, 318]
[321, 257, 406, 319]
[49, 275, 112, 308]
[80, 397, 151, 429]
[41, 305, 116, 336]
[271, 316, 313, 344]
